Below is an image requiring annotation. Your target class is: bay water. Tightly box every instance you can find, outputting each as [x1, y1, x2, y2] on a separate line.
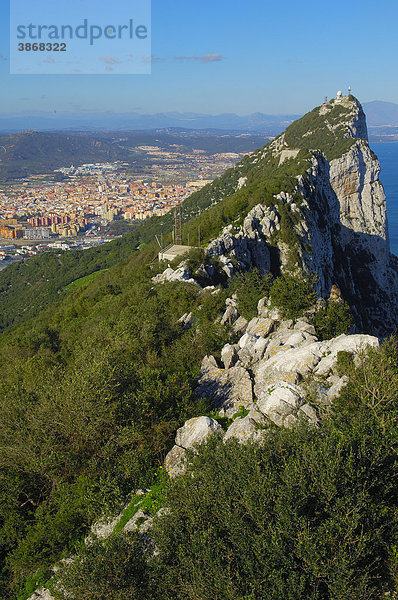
[371, 142, 398, 256]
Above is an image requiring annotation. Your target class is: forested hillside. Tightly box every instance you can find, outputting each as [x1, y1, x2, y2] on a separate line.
[1, 97, 398, 600]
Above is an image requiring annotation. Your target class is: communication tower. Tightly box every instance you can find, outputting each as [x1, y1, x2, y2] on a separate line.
[174, 205, 182, 245]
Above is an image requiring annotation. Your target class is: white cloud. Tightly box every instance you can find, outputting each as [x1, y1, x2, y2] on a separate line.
[100, 56, 121, 65]
[174, 53, 224, 63]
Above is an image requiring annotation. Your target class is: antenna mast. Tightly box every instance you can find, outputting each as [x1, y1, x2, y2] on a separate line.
[174, 206, 182, 245]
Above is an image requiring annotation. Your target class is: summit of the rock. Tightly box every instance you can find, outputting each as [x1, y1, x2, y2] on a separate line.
[280, 94, 368, 161]
[155, 96, 398, 336]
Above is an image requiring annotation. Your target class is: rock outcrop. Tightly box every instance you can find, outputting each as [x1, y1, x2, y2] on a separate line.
[293, 137, 397, 335]
[165, 416, 222, 476]
[196, 357, 254, 417]
[28, 590, 54, 600]
[191, 296, 379, 444]
[166, 299, 378, 458]
[205, 206, 273, 277]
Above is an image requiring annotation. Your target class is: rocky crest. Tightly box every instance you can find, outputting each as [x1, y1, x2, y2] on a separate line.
[165, 292, 379, 477]
[156, 94, 397, 336]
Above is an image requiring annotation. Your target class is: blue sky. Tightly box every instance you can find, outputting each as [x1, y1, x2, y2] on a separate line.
[1, 0, 397, 116]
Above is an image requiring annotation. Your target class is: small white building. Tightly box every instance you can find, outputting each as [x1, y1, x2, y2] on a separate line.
[158, 244, 192, 262]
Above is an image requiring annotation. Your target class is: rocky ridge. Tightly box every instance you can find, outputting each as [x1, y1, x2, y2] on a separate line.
[155, 95, 398, 336]
[165, 293, 379, 477]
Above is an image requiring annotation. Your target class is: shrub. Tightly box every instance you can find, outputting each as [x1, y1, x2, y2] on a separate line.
[180, 248, 206, 273]
[336, 350, 355, 377]
[230, 268, 273, 320]
[55, 533, 149, 600]
[313, 301, 353, 340]
[269, 273, 317, 319]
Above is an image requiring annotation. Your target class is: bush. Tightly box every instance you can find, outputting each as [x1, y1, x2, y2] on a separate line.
[230, 268, 273, 320]
[336, 350, 355, 376]
[313, 301, 353, 340]
[55, 533, 149, 600]
[180, 248, 206, 273]
[269, 273, 317, 320]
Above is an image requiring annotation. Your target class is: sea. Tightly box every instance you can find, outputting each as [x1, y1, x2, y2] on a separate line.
[371, 142, 398, 256]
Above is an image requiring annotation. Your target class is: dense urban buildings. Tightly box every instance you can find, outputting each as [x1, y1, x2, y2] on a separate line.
[0, 148, 249, 267]
[0, 147, 247, 240]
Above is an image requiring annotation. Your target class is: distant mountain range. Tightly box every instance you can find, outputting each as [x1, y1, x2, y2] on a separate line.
[0, 111, 300, 134]
[362, 101, 398, 126]
[1, 101, 398, 134]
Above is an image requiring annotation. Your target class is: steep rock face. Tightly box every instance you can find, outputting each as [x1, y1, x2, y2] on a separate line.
[290, 99, 397, 335]
[295, 138, 397, 334]
[329, 140, 389, 287]
[205, 96, 397, 335]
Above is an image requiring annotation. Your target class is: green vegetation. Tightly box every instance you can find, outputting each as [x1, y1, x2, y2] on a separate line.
[52, 342, 398, 600]
[269, 273, 317, 319]
[336, 350, 355, 377]
[16, 569, 50, 600]
[62, 269, 108, 293]
[55, 532, 149, 600]
[113, 470, 168, 534]
[229, 268, 273, 320]
[313, 301, 354, 340]
[284, 101, 360, 161]
[0, 238, 141, 332]
[0, 254, 229, 598]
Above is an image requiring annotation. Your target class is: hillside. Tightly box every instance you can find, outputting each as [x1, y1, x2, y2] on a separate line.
[1, 95, 398, 600]
[3, 96, 395, 336]
[363, 100, 398, 125]
[0, 131, 129, 180]
[0, 130, 270, 182]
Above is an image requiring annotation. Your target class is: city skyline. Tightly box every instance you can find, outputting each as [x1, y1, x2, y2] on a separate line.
[0, 0, 397, 119]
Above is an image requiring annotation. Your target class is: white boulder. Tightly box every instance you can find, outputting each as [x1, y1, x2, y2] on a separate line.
[175, 416, 222, 449]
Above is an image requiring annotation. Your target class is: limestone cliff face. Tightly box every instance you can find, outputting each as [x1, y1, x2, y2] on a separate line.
[204, 96, 398, 336]
[329, 140, 390, 288]
[296, 136, 396, 334]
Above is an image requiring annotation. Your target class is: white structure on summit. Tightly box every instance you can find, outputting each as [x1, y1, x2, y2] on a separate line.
[336, 90, 343, 99]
